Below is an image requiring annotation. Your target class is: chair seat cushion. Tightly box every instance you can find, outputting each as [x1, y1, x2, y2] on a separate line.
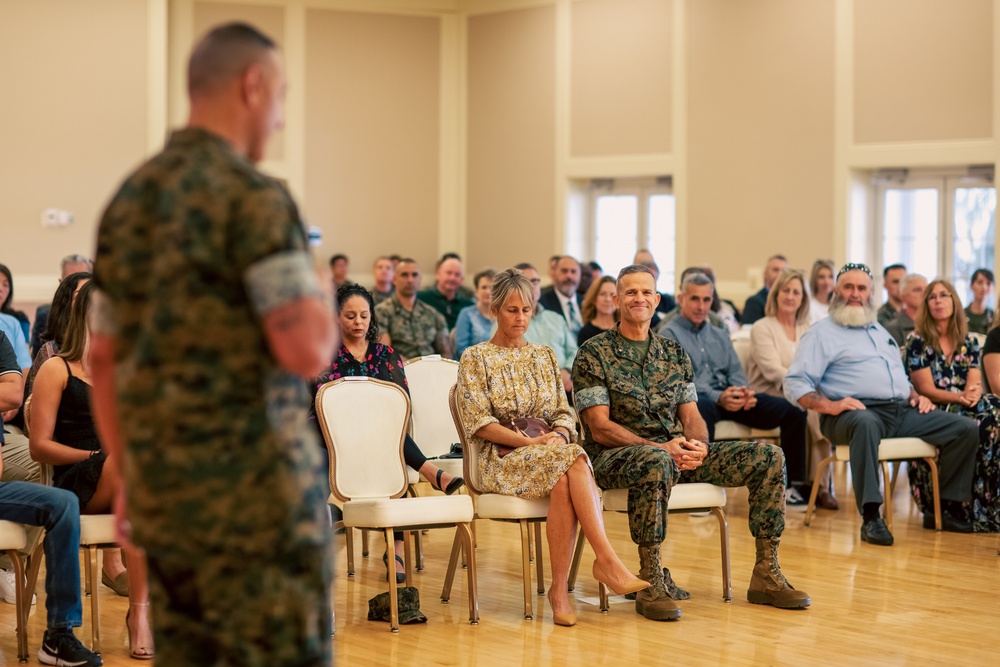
[716, 421, 751, 439]
[834, 437, 937, 462]
[343, 494, 474, 529]
[79, 514, 117, 546]
[0, 521, 27, 550]
[474, 493, 550, 520]
[603, 483, 727, 512]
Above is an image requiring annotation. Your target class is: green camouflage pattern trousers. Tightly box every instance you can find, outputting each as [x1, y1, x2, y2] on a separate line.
[591, 440, 786, 545]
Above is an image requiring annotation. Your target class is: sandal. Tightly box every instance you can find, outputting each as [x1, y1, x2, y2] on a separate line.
[382, 552, 405, 584]
[435, 469, 464, 496]
[101, 569, 129, 597]
[125, 602, 155, 660]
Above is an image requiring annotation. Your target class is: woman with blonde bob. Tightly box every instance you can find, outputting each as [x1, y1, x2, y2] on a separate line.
[747, 269, 836, 509]
[456, 268, 648, 627]
[577, 275, 618, 346]
[905, 278, 1000, 532]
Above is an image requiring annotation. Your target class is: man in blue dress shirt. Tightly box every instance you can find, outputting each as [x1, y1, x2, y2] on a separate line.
[785, 264, 978, 546]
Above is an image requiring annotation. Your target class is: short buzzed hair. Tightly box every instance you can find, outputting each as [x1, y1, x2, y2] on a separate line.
[617, 264, 655, 282]
[188, 22, 277, 97]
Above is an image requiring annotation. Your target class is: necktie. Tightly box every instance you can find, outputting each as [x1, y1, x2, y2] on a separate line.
[567, 298, 582, 333]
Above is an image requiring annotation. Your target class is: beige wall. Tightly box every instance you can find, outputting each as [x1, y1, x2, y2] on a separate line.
[466, 6, 557, 274]
[854, 0, 992, 144]
[570, 0, 672, 157]
[304, 9, 441, 280]
[687, 0, 835, 284]
[0, 0, 148, 297]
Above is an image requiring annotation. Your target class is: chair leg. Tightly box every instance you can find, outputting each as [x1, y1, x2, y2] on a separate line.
[457, 523, 479, 625]
[533, 522, 544, 595]
[881, 460, 893, 533]
[711, 507, 733, 602]
[345, 528, 355, 576]
[440, 530, 463, 604]
[6, 549, 26, 662]
[567, 529, 586, 592]
[85, 545, 101, 653]
[926, 457, 943, 531]
[384, 529, 399, 633]
[362, 528, 370, 558]
[890, 460, 902, 494]
[527, 524, 535, 564]
[402, 533, 413, 586]
[804, 456, 835, 527]
[518, 521, 533, 620]
[413, 529, 425, 572]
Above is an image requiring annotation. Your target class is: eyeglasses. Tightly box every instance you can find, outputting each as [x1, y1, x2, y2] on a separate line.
[926, 292, 953, 302]
[837, 262, 873, 280]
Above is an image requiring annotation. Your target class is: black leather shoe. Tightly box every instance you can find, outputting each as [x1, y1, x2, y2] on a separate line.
[924, 510, 973, 533]
[860, 518, 894, 546]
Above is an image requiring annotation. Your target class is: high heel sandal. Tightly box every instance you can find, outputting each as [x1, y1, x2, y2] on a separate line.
[125, 602, 155, 660]
[592, 561, 650, 596]
[435, 469, 464, 495]
[547, 591, 577, 627]
[383, 552, 406, 584]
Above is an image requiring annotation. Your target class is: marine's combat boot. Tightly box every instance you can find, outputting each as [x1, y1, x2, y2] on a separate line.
[635, 544, 681, 621]
[746, 536, 811, 609]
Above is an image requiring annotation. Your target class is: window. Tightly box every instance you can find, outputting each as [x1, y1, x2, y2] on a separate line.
[574, 177, 676, 294]
[873, 168, 996, 304]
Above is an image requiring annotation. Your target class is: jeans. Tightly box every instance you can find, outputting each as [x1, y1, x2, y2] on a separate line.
[0, 481, 82, 629]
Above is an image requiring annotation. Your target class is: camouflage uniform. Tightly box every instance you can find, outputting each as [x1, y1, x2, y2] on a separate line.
[572, 327, 786, 545]
[93, 128, 332, 667]
[374, 296, 449, 359]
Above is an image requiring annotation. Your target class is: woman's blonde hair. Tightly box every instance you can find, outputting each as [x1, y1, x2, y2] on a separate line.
[59, 281, 95, 363]
[809, 259, 835, 300]
[580, 275, 618, 324]
[914, 279, 967, 354]
[764, 269, 810, 324]
[490, 268, 535, 316]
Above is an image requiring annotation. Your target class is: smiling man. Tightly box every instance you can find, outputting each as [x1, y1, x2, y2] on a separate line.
[573, 264, 809, 622]
[785, 263, 978, 546]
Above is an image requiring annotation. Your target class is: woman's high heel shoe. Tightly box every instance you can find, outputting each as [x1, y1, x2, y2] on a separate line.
[547, 592, 576, 627]
[435, 469, 465, 496]
[383, 552, 406, 584]
[125, 602, 155, 660]
[592, 561, 650, 596]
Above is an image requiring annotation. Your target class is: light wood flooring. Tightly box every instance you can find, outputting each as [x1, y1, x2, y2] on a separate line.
[1, 466, 999, 666]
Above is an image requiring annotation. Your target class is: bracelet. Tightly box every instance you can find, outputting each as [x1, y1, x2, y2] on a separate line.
[554, 430, 570, 443]
[89, 450, 101, 459]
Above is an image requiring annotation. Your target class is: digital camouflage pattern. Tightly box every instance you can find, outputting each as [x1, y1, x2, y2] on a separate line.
[573, 327, 786, 544]
[374, 296, 449, 359]
[93, 128, 331, 666]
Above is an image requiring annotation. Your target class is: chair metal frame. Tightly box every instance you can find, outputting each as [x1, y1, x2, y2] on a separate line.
[0, 521, 44, 663]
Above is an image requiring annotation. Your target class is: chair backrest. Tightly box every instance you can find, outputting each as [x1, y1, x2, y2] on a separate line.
[971, 332, 987, 348]
[403, 355, 461, 458]
[731, 336, 751, 375]
[21, 396, 54, 486]
[316, 377, 410, 503]
[448, 384, 486, 496]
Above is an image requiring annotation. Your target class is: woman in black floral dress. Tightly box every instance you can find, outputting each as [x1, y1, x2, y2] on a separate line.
[904, 279, 999, 532]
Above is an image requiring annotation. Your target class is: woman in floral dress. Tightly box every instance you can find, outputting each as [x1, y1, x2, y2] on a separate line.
[904, 279, 999, 532]
[457, 268, 648, 627]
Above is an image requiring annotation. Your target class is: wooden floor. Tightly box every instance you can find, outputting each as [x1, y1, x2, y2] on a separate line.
[2, 466, 999, 666]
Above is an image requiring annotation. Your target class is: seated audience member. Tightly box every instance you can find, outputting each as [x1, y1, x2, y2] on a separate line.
[388, 254, 402, 269]
[741, 255, 788, 326]
[371, 256, 396, 305]
[785, 263, 978, 546]
[747, 270, 838, 510]
[885, 273, 927, 345]
[25, 272, 92, 399]
[699, 265, 740, 333]
[808, 259, 835, 325]
[454, 269, 496, 359]
[514, 264, 578, 392]
[538, 256, 584, 337]
[877, 263, 907, 327]
[438, 252, 476, 301]
[663, 272, 809, 505]
[316, 284, 464, 581]
[28, 281, 153, 657]
[657, 267, 727, 332]
[457, 268, 649, 627]
[0, 332, 102, 666]
[30, 254, 93, 358]
[574, 265, 810, 621]
[634, 249, 677, 315]
[418, 255, 475, 331]
[0, 313, 29, 377]
[904, 279, 1000, 533]
[964, 268, 995, 335]
[982, 309, 1000, 395]
[0, 265, 30, 343]
[375, 258, 452, 360]
[540, 255, 561, 301]
[578, 276, 618, 346]
[587, 261, 603, 282]
[329, 253, 349, 291]
[577, 263, 594, 298]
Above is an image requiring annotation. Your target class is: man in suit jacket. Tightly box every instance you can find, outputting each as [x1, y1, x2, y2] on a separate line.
[538, 255, 583, 337]
[741, 254, 788, 325]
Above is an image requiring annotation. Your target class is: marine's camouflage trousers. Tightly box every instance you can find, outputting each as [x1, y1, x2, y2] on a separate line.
[591, 440, 786, 545]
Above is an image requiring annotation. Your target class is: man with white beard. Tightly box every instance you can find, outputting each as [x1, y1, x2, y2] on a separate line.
[784, 263, 977, 546]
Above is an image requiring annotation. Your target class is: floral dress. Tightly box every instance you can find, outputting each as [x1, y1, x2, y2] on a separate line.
[457, 342, 585, 499]
[904, 332, 1000, 532]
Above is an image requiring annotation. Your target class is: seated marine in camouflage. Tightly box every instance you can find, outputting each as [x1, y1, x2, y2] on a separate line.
[572, 264, 810, 621]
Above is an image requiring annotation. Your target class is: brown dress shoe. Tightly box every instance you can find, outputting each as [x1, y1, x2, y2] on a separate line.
[816, 488, 839, 510]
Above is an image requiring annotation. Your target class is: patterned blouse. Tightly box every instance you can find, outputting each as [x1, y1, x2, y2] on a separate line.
[904, 332, 981, 397]
[310, 342, 408, 423]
